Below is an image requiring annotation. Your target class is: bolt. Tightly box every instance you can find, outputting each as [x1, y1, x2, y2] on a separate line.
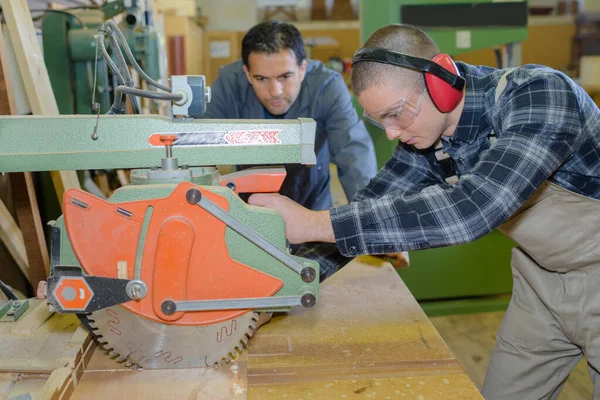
[186, 188, 202, 204]
[161, 299, 176, 315]
[301, 267, 316, 283]
[301, 293, 316, 308]
[62, 286, 77, 301]
[126, 280, 148, 300]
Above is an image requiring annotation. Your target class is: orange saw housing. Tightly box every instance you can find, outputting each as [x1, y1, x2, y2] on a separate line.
[63, 181, 284, 326]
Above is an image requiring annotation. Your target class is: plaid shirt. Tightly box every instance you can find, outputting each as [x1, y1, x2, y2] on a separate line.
[297, 62, 600, 281]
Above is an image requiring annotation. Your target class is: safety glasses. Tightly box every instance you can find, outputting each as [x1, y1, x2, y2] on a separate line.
[362, 88, 426, 131]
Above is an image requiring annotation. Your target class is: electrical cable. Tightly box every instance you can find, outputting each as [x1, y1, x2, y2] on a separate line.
[0, 279, 18, 301]
[105, 25, 141, 113]
[104, 20, 171, 92]
[111, 85, 182, 112]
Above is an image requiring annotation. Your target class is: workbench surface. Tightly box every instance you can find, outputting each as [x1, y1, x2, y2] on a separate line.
[72, 257, 483, 399]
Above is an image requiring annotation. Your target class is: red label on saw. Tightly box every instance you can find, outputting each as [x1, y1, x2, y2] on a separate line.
[148, 130, 282, 147]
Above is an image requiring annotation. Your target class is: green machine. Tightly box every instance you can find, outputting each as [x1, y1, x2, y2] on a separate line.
[0, 17, 320, 366]
[359, 0, 529, 315]
[41, 0, 161, 115]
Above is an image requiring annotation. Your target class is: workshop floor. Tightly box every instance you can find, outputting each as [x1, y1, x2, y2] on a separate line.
[430, 311, 594, 399]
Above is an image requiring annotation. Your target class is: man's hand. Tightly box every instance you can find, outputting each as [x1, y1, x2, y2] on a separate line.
[248, 193, 336, 244]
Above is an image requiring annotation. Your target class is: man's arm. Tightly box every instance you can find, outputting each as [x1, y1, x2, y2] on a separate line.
[331, 76, 582, 257]
[318, 75, 378, 201]
[252, 75, 582, 279]
[251, 144, 440, 281]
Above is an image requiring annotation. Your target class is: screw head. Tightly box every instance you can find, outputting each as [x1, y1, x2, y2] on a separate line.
[161, 299, 177, 315]
[226, 182, 236, 191]
[126, 280, 147, 300]
[301, 267, 316, 283]
[186, 188, 202, 204]
[301, 293, 316, 308]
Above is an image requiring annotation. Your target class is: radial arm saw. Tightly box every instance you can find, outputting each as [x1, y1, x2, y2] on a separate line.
[0, 22, 319, 370]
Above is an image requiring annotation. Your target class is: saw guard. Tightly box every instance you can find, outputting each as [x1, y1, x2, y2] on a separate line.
[63, 182, 284, 326]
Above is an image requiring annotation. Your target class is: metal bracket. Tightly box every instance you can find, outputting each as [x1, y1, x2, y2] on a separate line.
[0, 299, 29, 322]
[47, 266, 132, 313]
[185, 188, 316, 282]
[163, 290, 316, 315]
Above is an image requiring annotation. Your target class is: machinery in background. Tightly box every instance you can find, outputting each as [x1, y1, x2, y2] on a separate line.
[42, 0, 162, 115]
[359, 0, 527, 315]
[0, 21, 320, 369]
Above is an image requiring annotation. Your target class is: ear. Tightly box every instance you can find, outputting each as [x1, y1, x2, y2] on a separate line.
[424, 53, 463, 113]
[298, 59, 308, 82]
[242, 64, 253, 85]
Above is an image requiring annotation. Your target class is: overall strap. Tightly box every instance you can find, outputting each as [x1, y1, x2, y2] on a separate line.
[435, 68, 516, 184]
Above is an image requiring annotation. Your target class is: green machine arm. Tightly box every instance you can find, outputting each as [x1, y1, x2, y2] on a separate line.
[0, 116, 316, 173]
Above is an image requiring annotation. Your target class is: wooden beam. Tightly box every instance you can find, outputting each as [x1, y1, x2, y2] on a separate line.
[11, 295, 53, 337]
[10, 173, 50, 288]
[0, 198, 29, 281]
[1, 0, 81, 205]
[0, 22, 16, 116]
[0, 20, 50, 287]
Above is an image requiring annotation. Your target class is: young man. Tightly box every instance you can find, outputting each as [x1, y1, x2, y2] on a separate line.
[202, 20, 377, 211]
[249, 24, 600, 399]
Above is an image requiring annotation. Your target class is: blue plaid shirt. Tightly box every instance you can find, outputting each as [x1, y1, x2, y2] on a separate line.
[298, 62, 600, 281]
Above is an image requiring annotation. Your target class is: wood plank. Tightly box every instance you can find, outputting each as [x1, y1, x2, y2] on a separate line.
[37, 367, 71, 400]
[11, 300, 53, 336]
[0, 300, 82, 373]
[116, 170, 129, 186]
[0, 19, 48, 289]
[76, 258, 482, 398]
[71, 368, 245, 400]
[10, 172, 50, 288]
[245, 258, 481, 398]
[2, 375, 49, 399]
[0, 19, 16, 116]
[1, 0, 57, 115]
[0, 197, 29, 281]
[0, 24, 31, 116]
[1, 0, 81, 205]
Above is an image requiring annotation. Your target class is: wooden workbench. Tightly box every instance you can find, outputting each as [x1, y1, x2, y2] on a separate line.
[71, 257, 482, 399]
[0, 300, 94, 399]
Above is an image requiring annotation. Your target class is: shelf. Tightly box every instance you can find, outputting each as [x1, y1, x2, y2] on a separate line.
[292, 20, 360, 31]
[528, 14, 576, 25]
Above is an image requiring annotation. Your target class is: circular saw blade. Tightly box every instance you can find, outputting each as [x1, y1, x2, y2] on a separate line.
[82, 305, 258, 369]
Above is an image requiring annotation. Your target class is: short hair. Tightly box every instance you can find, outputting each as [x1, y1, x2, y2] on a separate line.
[242, 21, 306, 68]
[352, 24, 440, 96]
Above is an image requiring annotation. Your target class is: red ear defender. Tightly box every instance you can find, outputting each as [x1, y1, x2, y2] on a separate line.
[425, 54, 464, 113]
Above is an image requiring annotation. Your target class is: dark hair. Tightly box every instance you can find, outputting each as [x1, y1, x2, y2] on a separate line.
[242, 21, 305, 67]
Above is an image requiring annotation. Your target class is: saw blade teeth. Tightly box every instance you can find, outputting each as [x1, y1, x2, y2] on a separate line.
[91, 308, 260, 369]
